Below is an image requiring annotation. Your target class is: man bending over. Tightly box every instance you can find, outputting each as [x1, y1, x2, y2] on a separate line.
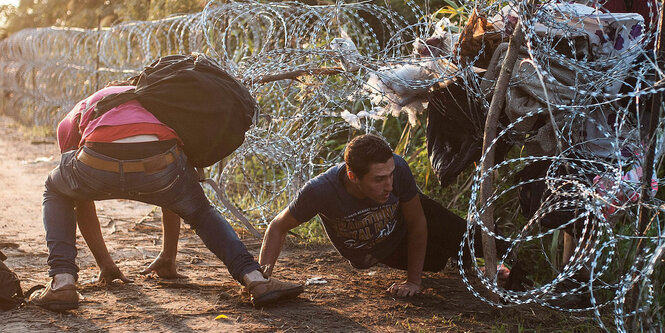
[30, 84, 303, 311]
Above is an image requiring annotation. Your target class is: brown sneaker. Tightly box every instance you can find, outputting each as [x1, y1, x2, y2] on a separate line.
[29, 280, 79, 312]
[247, 278, 303, 307]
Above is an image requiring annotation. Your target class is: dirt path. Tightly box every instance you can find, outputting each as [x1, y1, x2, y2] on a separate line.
[0, 115, 595, 332]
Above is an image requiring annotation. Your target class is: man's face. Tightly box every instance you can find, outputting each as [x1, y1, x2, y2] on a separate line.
[353, 158, 395, 204]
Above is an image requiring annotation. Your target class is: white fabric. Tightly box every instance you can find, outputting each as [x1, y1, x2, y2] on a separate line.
[112, 134, 160, 143]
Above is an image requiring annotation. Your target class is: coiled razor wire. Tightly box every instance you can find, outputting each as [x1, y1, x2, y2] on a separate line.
[0, 0, 663, 331]
[461, 0, 665, 332]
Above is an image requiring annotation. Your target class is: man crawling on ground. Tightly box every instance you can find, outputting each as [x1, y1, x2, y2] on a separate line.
[259, 134, 494, 297]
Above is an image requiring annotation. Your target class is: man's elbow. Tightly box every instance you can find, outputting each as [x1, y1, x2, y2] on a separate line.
[266, 218, 291, 238]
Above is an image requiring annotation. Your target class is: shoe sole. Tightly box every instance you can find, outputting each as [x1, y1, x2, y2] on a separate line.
[252, 286, 304, 307]
[34, 301, 79, 312]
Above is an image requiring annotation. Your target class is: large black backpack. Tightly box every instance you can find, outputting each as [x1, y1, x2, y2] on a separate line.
[94, 54, 257, 168]
[0, 250, 23, 311]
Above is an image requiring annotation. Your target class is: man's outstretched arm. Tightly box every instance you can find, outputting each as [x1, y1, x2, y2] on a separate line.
[76, 200, 132, 283]
[140, 208, 186, 279]
[259, 208, 302, 277]
[388, 194, 427, 297]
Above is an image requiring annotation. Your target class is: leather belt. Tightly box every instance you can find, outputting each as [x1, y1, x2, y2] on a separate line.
[76, 147, 180, 173]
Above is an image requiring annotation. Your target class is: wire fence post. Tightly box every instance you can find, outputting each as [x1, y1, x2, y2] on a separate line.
[628, 0, 665, 328]
[95, 15, 101, 92]
[1, 63, 5, 115]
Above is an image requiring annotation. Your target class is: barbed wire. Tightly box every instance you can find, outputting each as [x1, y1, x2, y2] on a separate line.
[0, 0, 663, 331]
[460, 1, 664, 331]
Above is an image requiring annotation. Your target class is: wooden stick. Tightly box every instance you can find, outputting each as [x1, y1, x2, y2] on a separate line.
[196, 168, 263, 239]
[628, 0, 665, 328]
[637, 0, 665, 254]
[256, 67, 345, 84]
[477, 19, 527, 285]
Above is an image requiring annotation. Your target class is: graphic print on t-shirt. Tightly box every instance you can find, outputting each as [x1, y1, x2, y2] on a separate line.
[327, 201, 399, 250]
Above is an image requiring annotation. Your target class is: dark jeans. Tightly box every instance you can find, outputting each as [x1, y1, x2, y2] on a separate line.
[379, 195, 483, 272]
[43, 144, 260, 283]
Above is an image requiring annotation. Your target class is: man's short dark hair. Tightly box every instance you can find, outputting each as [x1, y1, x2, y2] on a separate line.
[344, 134, 393, 178]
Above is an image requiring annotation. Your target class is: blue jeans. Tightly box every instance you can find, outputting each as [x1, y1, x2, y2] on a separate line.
[43, 145, 260, 283]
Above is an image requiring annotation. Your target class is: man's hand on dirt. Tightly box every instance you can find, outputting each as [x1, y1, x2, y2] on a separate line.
[96, 264, 133, 284]
[140, 253, 187, 279]
[387, 280, 421, 297]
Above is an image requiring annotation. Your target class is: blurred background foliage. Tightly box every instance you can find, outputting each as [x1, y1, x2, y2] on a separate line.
[0, 0, 451, 38]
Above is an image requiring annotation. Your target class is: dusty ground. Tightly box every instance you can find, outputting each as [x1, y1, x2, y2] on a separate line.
[0, 114, 601, 332]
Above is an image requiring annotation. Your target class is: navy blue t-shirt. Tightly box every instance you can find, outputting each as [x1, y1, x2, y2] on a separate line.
[288, 154, 419, 268]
